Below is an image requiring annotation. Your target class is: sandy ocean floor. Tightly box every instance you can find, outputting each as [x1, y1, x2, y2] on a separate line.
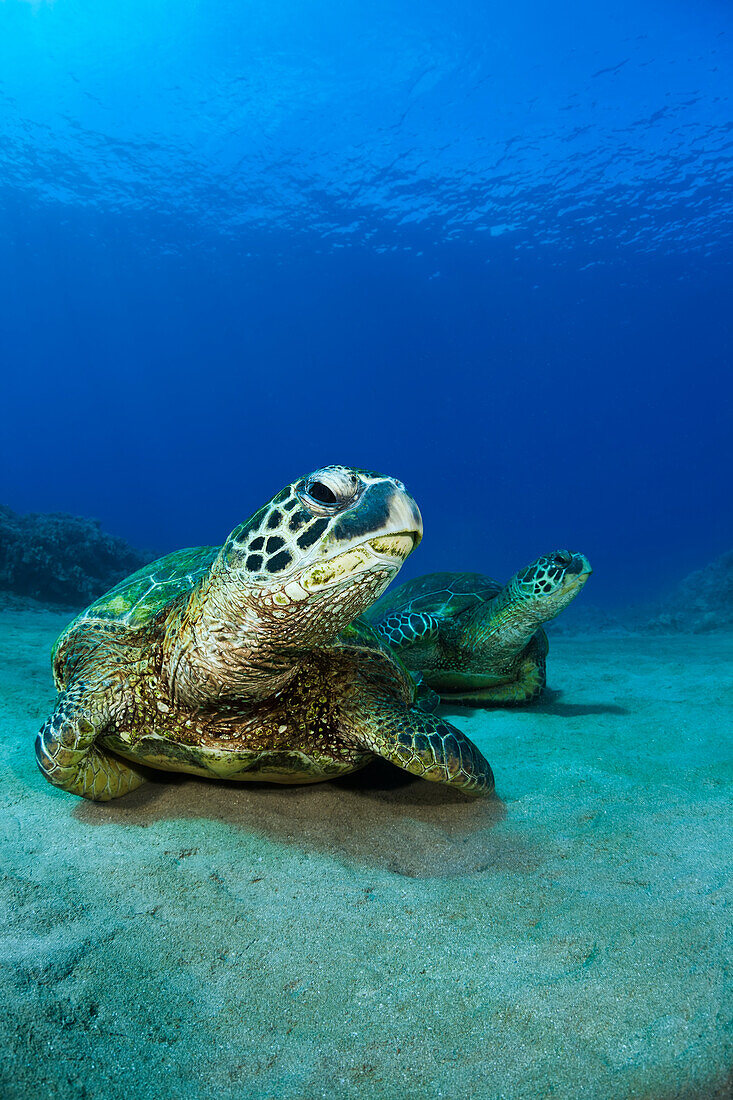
[1, 606, 731, 1100]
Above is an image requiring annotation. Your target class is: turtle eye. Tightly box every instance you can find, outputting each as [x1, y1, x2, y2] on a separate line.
[307, 481, 338, 505]
[300, 468, 361, 512]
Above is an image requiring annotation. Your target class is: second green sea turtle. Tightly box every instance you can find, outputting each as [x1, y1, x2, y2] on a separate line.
[365, 551, 592, 706]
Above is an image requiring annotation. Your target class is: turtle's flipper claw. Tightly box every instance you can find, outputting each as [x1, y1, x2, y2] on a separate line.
[36, 686, 146, 802]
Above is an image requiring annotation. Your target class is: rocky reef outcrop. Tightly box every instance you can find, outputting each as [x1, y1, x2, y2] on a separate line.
[0, 505, 147, 608]
[552, 551, 733, 635]
[645, 551, 733, 633]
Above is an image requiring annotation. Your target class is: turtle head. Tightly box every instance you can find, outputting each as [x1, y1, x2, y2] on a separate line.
[508, 550, 592, 621]
[216, 466, 423, 647]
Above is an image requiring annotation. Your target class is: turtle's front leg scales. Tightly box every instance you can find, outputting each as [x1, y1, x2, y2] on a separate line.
[36, 683, 146, 801]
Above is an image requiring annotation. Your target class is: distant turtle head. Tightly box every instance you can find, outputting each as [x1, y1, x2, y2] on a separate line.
[218, 466, 422, 645]
[509, 550, 592, 619]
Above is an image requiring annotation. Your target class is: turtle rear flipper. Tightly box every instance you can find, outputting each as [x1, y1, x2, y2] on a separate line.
[36, 684, 147, 802]
[439, 633, 549, 708]
[340, 689, 494, 797]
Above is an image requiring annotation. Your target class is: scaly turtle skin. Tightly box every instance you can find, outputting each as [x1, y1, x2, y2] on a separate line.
[366, 551, 591, 707]
[36, 467, 494, 801]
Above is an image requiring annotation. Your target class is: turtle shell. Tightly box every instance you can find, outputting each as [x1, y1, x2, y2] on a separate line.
[52, 545, 219, 687]
[365, 571, 503, 625]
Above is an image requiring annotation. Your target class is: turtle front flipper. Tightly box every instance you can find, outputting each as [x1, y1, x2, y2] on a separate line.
[36, 684, 147, 802]
[340, 689, 494, 797]
[375, 610, 441, 651]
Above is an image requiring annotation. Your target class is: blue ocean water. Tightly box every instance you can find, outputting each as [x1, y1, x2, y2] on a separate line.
[0, 0, 731, 607]
[3, 9, 733, 1098]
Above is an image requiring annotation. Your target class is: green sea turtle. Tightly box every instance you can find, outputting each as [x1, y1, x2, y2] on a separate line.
[366, 551, 592, 707]
[36, 466, 494, 802]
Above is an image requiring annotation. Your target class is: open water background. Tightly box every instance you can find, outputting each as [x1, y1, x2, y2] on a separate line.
[1, 0, 731, 606]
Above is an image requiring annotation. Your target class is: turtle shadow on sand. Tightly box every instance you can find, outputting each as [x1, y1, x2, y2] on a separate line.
[517, 688, 630, 717]
[72, 759, 536, 879]
[442, 689, 629, 719]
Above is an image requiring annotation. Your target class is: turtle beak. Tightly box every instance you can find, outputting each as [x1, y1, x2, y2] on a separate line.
[379, 488, 422, 553]
[560, 553, 592, 594]
[567, 553, 592, 578]
[363, 487, 422, 562]
[390, 488, 422, 545]
[325, 477, 422, 561]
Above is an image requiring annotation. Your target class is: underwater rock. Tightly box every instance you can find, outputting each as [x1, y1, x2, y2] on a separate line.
[644, 551, 733, 634]
[0, 504, 147, 608]
[552, 551, 733, 635]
